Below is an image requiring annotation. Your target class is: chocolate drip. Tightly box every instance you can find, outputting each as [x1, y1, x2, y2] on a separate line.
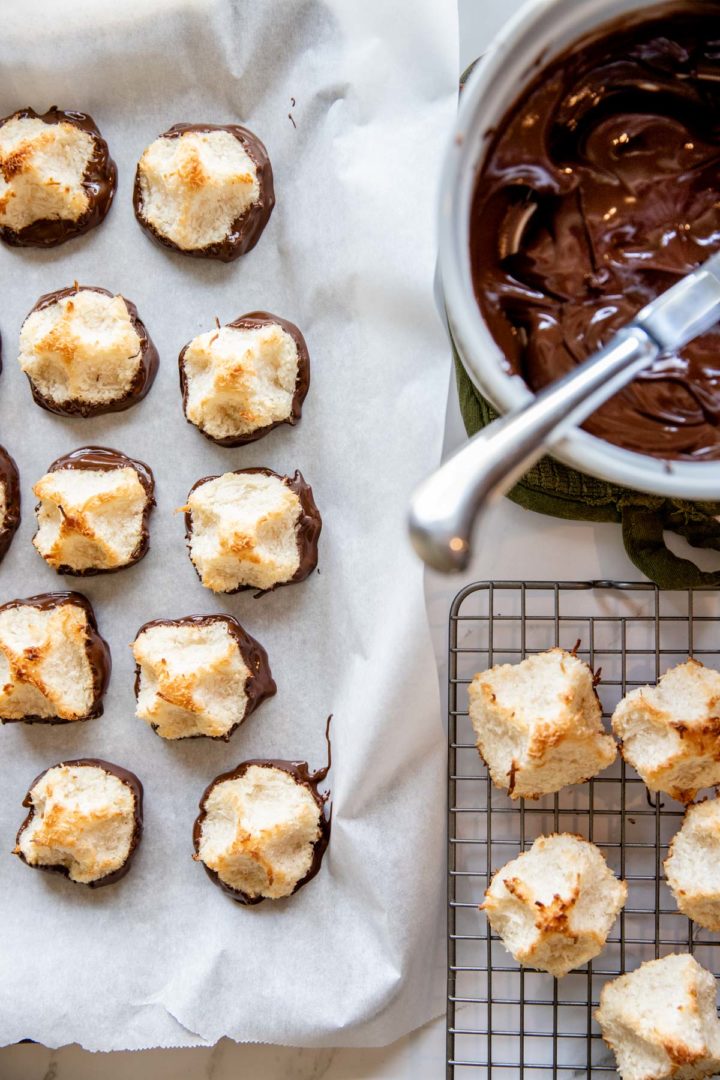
[178, 311, 310, 446]
[0, 445, 20, 564]
[133, 122, 275, 262]
[192, 721, 332, 905]
[37, 446, 155, 576]
[0, 108, 116, 248]
[184, 466, 322, 595]
[14, 758, 143, 888]
[471, 2, 720, 460]
[132, 613, 277, 740]
[23, 285, 158, 417]
[0, 592, 111, 724]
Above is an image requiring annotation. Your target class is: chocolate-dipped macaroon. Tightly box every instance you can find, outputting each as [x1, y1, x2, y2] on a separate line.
[183, 467, 321, 594]
[193, 731, 331, 904]
[0, 107, 116, 247]
[134, 123, 274, 261]
[0, 592, 110, 723]
[14, 759, 142, 887]
[0, 445, 20, 564]
[132, 614, 276, 740]
[179, 312, 310, 446]
[33, 446, 155, 576]
[19, 285, 158, 417]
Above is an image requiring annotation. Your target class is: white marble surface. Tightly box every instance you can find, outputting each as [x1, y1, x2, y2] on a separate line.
[1, 0, 677, 1075]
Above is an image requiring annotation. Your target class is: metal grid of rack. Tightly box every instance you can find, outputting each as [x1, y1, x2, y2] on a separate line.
[447, 581, 720, 1077]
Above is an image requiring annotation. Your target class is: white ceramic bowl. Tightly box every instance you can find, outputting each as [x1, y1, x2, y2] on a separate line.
[440, 0, 720, 499]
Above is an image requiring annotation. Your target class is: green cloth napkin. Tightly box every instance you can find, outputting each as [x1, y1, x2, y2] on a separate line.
[454, 351, 720, 588]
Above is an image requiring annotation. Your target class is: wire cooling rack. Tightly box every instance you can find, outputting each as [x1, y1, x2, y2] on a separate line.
[447, 581, 720, 1078]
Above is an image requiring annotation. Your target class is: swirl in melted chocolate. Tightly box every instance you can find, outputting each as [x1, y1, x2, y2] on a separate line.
[471, 1, 720, 460]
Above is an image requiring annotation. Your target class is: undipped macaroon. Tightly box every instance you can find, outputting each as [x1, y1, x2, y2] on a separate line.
[133, 123, 274, 260]
[596, 953, 720, 1080]
[482, 833, 626, 978]
[612, 659, 720, 803]
[19, 285, 158, 416]
[0, 592, 110, 723]
[14, 759, 142, 887]
[132, 614, 276, 740]
[183, 467, 321, 594]
[0, 107, 116, 247]
[0, 445, 20, 563]
[193, 749, 331, 904]
[33, 446, 155, 575]
[468, 647, 616, 799]
[665, 796, 720, 930]
[179, 311, 310, 445]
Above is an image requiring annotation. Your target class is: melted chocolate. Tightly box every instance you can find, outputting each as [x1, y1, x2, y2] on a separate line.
[37, 446, 155, 576]
[471, 2, 720, 460]
[132, 613, 277, 740]
[184, 467, 322, 595]
[178, 311, 311, 446]
[193, 718, 332, 904]
[24, 285, 158, 417]
[0, 445, 20, 564]
[133, 123, 275, 262]
[15, 758, 143, 888]
[0, 592, 111, 724]
[0, 107, 116, 248]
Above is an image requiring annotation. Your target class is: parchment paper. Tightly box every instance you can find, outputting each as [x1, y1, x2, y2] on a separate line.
[0, 0, 458, 1052]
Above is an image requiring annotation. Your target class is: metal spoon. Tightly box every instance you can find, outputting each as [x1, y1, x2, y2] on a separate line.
[408, 251, 720, 573]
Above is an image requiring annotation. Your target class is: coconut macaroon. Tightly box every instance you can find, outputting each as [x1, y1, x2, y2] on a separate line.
[468, 648, 616, 800]
[14, 760, 142, 887]
[19, 285, 158, 416]
[179, 312, 310, 446]
[183, 467, 321, 594]
[0, 444, 20, 563]
[0, 592, 110, 723]
[134, 123, 274, 260]
[612, 659, 720, 803]
[33, 446, 155, 575]
[482, 834, 626, 978]
[665, 797, 720, 930]
[193, 756, 331, 904]
[596, 953, 720, 1080]
[0, 107, 116, 247]
[132, 614, 276, 741]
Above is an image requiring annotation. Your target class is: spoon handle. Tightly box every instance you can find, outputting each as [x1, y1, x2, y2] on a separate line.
[408, 326, 658, 573]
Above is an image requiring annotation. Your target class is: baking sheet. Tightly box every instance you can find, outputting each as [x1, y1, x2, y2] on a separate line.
[0, 0, 458, 1050]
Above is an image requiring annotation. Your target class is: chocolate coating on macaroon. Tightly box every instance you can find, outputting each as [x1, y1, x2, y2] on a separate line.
[20, 285, 158, 417]
[193, 740, 331, 905]
[0, 592, 111, 724]
[132, 613, 277, 741]
[184, 467, 321, 595]
[133, 122, 274, 261]
[14, 758, 143, 888]
[179, 311, 310, 446]
[0, 445, 21, 564]
[0, 107, 116, 248]
[33, 446, 155, 576]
